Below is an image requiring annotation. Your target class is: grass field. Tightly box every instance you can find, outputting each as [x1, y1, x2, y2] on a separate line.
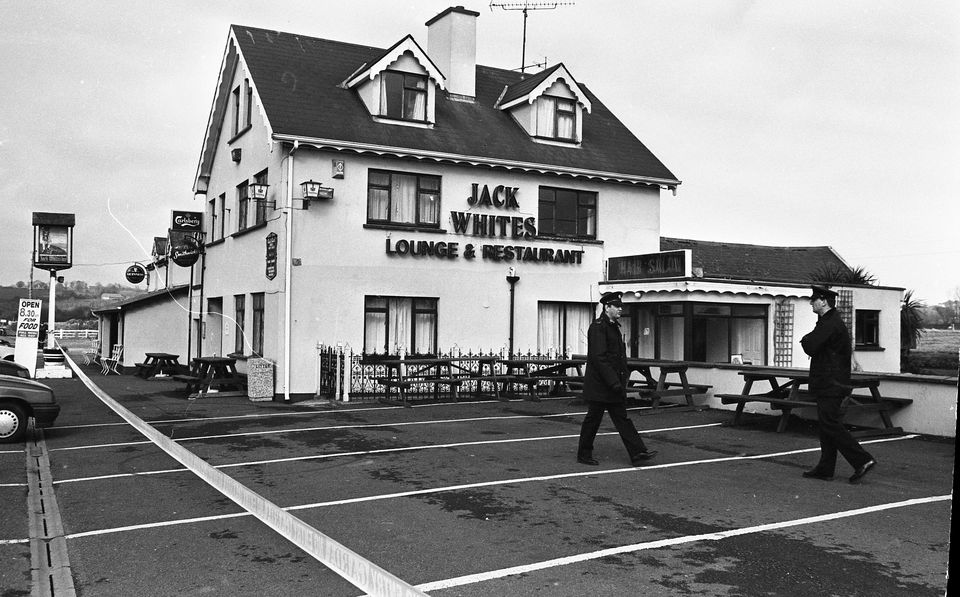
[916, 328, 960, 353]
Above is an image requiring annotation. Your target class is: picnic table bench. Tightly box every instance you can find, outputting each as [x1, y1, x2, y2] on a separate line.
[134, 352, 183, 379]
[626, 359, 712, 410]
[716, 367, 912, 437]
[373, 358, 479, 407]
[173, 356, 247, 399]
[500, 358, 586, 401]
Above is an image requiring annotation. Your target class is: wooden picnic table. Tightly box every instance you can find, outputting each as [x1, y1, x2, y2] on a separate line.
[500, 358, 586, 400]
[625, 358, 711, 409]
[373, 357, 476, 406]
[134, 352, 183, 379]
[172, 356, 247, 399]
[716, 367, 912, 437]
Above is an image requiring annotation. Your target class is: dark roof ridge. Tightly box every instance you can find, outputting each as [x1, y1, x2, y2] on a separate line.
[661, 236, 835, 251]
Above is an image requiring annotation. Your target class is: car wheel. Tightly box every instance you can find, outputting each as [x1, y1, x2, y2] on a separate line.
[0, 402, 28, 443]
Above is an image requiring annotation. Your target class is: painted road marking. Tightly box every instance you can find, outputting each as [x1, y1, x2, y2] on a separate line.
[46, 408, 665, 452]
[416, 494, 953, 592]
[51, 434, 919, 541]
[59, 351, 428, 596]
[51, 396, 631, 430]
[52, 423, 725, 484]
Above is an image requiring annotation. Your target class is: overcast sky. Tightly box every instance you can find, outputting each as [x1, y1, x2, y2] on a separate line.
[1, 0, 958, 303]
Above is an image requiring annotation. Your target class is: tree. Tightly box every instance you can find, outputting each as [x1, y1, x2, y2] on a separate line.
[809, 264, 877, 286]
[900, 290, 925, 355]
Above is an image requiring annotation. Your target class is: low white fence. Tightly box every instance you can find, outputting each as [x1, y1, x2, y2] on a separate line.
[52, 329, 99, 339]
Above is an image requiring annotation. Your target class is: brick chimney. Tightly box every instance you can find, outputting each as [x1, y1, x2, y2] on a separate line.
[426, 6, 479, 99]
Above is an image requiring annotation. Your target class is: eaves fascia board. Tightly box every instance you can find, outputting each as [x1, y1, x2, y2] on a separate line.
[273, 133, 681, 188]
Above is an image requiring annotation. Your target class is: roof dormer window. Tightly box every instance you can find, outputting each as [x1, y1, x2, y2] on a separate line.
[381, 71, 427, 121]
[538, 96, 576, 141]
[343, 35, 445, 128]
[497, 63, 591, 146]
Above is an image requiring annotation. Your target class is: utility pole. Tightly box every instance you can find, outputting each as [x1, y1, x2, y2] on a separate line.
[489, 1, 574, 74]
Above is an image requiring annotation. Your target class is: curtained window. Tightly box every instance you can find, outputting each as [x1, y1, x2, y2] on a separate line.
[251, 293, 264, 356]
[537, 96, 576, 140]
[234, 295, 245, 355]
[537, 302, 593, 355]
[254, 169, 268, 226]
[367, 170, 441, 227]
[364, 296, 437, 355]
[381, 71, 427, 121]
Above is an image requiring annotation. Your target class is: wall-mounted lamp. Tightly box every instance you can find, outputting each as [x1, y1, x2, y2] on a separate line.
[249, 182, 274, 208]
[506, 267, 520, 358]
[298, 179, 334, 210]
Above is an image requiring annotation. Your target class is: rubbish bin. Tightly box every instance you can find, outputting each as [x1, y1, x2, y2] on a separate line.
[247, 358, 275, 401]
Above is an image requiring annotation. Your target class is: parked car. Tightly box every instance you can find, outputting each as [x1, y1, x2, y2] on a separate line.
[0, 375, 59, 443]
[0, 360, 31, 379]
[0, 337, 15, 361]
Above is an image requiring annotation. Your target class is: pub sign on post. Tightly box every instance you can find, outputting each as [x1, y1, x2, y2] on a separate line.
[32, 212, 75, 271]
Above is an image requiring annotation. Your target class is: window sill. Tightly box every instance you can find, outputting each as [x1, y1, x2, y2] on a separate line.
[855, 346, 885, 352]
[372, 116, 434, 129]
[205, 238, 226, 248]
[231, 221, 268, 239]
[228, 125, 252, 144]
[364, 223, 447, 234]
[534, 234, 602, 245]
[532, 136, 580, 148]
[227, 352, 262, 361]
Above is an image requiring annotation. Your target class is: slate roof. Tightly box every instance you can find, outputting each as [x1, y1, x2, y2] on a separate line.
[498, 64, 563, 106]
[660, 237, 853, 285]
[224, 25, 678, 186]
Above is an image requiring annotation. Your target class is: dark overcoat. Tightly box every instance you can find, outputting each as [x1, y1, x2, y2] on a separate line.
[800, 308, 852, 397]
[582, 313, 628, 403]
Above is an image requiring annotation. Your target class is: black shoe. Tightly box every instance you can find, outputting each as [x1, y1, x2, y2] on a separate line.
[577, 456, 599, 466]
[849, 459, 876, 484]
[802, 469, 834, 481]
[630, 450, 658, 465]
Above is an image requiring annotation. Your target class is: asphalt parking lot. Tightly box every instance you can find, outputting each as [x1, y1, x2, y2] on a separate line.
[1, 362, 954, 596]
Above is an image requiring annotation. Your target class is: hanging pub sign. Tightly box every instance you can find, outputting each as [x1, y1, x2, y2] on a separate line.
[32, 212, 75, 271]
[169, 229, 202, 267]
[265, 232, 278, 280]
[171, 210, 203, 232]
[607, 250, 692, 281]
[125, 263, 147, 284]
[169, 210, 203, 267]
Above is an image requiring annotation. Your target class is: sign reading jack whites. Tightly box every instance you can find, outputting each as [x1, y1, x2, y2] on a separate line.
[32, 212, 75, 271]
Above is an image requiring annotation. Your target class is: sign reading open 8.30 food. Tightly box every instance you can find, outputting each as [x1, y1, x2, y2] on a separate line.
[14, 298, 42, 376]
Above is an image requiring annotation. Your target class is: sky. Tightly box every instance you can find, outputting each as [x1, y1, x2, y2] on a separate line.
[1, 0, 958, 304]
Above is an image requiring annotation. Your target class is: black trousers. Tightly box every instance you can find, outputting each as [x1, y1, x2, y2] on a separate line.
[814, 394, 873, 473]
[578, 401, 648, 459]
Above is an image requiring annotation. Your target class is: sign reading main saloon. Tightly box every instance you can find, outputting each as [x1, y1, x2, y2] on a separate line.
[607, 250, 692, 281]
[384, 182, 584, 264]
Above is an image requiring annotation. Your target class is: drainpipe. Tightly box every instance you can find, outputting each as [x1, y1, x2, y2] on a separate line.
[283, 141, 298, 401]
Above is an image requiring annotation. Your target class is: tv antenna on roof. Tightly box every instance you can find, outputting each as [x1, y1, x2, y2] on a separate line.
[490, 1, 575, 74]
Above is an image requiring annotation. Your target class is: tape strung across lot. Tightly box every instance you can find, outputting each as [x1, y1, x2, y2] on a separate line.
[63, 352, 428, 597]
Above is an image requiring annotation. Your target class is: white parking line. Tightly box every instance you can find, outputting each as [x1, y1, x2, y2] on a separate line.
[416, 494, 953, 592]
[58, 434, 919, 541]
[52, 423, 725, 484]
[46, 408, 657, 452]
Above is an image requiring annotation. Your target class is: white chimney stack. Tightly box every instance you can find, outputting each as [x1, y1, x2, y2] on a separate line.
[426, 6, 479, 99]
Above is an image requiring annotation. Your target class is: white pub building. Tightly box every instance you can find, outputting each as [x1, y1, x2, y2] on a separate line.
[173, 6, 902, 401]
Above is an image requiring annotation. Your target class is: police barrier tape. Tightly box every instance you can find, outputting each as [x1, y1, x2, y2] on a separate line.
[62, 351, 427, 597]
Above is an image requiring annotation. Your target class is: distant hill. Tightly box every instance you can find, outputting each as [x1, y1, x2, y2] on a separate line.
[0, 283, 142, 326]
